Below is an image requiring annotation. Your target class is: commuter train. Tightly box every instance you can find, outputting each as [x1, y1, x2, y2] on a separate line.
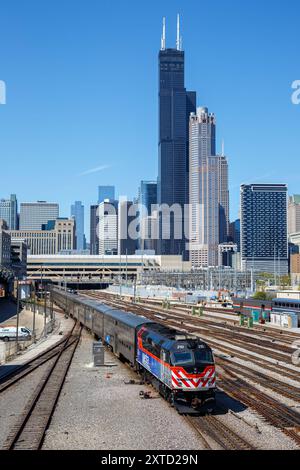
[52, 288, 216, 413]
[233, 297, 300, 325]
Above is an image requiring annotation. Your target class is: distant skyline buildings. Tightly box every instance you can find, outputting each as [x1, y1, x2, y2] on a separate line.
[71, 201, 85, 250]
[0, 194, 18, 230]
[90, 204, 99, 255]
[19, 201, 59, 230]
[288, 195, 300, 235]
[98, 200, 118, 255]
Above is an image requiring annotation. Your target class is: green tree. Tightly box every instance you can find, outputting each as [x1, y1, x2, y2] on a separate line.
[253, 291, 268, 300]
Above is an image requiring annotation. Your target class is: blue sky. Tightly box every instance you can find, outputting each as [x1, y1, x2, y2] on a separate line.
[0, 0, 299, 240]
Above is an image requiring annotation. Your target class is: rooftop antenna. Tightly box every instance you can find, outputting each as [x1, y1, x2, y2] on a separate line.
[221, 139, 225, 157]
[176, 14, 180, 50]
[161, 17, 166, 50]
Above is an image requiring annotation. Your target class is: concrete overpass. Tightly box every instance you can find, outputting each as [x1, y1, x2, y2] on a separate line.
[27, 254, 190, 285]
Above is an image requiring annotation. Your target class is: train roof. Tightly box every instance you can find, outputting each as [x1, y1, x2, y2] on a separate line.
[273, 298, 300, 304]
[76, 294, 153, 329]
[144, 323, 209, 347]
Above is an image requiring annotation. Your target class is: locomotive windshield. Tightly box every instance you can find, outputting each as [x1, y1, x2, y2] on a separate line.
[172, 351, 193, 365]
[194, 348, 214, 364]
[171, 346, 214, 366]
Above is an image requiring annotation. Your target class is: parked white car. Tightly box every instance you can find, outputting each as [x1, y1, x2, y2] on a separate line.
[0, 326, 32, 342]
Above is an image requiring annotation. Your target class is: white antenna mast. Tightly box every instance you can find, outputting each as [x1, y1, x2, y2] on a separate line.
[161, 17, 166, 50]
[221, 139, 225, 157]
[176, 14, 180, 50]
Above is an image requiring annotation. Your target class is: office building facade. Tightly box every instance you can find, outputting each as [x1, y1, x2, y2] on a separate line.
[188, 107, 229, 267]
[288, 194, 300, 235]
[157, 20, 196, 257]
[9, 218, 75, 255]
[71, 201, 85, 250]
[0, 219, 11, 266]
[20, 201, 59, 230]
[0, 194, 18, 229]
[229, 219, 241, 252]
[118, 200, 137, 255]
[90, 204, 99, 255]
[98, 200, 118, 255]
[240, 184, 288, 274]
[138, 181, 157, 252]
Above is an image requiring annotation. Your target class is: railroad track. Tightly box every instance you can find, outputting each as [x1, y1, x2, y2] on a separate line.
[80, 292, 300, 446]
[0, 326, 76, 393]
[185, 414, 254, 450]
[87, 291, 296, 354]
[2, 323, 82, 450]
[85, 292, 300, 376]
[216, 356, 300, 402]
[218, 375, 300, 447]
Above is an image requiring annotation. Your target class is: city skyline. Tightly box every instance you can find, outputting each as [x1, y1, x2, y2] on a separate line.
[0, 1, 299, 239]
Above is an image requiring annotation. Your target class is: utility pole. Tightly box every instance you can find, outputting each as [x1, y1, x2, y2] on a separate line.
[125, 249, 128, 287]
[15, 279, 20, 352]
[44, 284, 47, 337]
[33, 287, 36, 343]
[119, 253, 122, 297]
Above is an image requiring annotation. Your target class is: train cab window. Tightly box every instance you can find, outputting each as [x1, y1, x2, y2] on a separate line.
[171, 351, 193, 366]
[194, 348, 214, 364]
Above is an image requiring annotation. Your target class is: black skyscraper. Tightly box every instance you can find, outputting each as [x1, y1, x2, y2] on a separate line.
[157, 17, 196, 257]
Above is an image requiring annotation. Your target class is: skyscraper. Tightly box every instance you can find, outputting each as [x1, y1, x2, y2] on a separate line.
[240, 184, 288, 274]
[0, 194, 18, 229]
[98, 200, 118, 255]
[98, 186, 115, 204]
[138, 181, 157, 252]
[20, 201, 59, 230]
[189, 107, 229, 267]
[90, 204, 99, 255]
[157, 16, 196, 257]
[118, 199, 137, 255]
[288, 195, 300, 235]
[71, 201, 85, 251]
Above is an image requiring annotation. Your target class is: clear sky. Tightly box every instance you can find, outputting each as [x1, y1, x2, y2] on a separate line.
[0, 0, 299, 240]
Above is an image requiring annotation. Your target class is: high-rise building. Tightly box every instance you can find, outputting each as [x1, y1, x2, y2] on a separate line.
[98, 200, 118, 255]
[98, 186, 115, 204]
[71, 201, 85, 250]
[229, 219, 241, 252]
[20, 201, 59, 230]
[0, 219, 11, 267]
[0, 194, 18, 229]
[118, 200, 137, 255]
[90, 205, 99, 255]
[138, 181, 157, 252]
[9, 218, 75, 255]
[240, 184, 288, 274]
[157, 16, 196, 257]
[288, 195, 300, 235]
[188, 107, 229, 267]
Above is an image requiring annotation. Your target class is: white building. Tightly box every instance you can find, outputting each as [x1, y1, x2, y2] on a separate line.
[288, 195, 300, 235]
[189, 107, 229, 268]
[98, 200, 118, 255]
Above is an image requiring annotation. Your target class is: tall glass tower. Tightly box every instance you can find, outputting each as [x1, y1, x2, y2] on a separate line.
[240, 184, 288, 274]
[71, 201, 85, 251]
[157, 16, 196, 257]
